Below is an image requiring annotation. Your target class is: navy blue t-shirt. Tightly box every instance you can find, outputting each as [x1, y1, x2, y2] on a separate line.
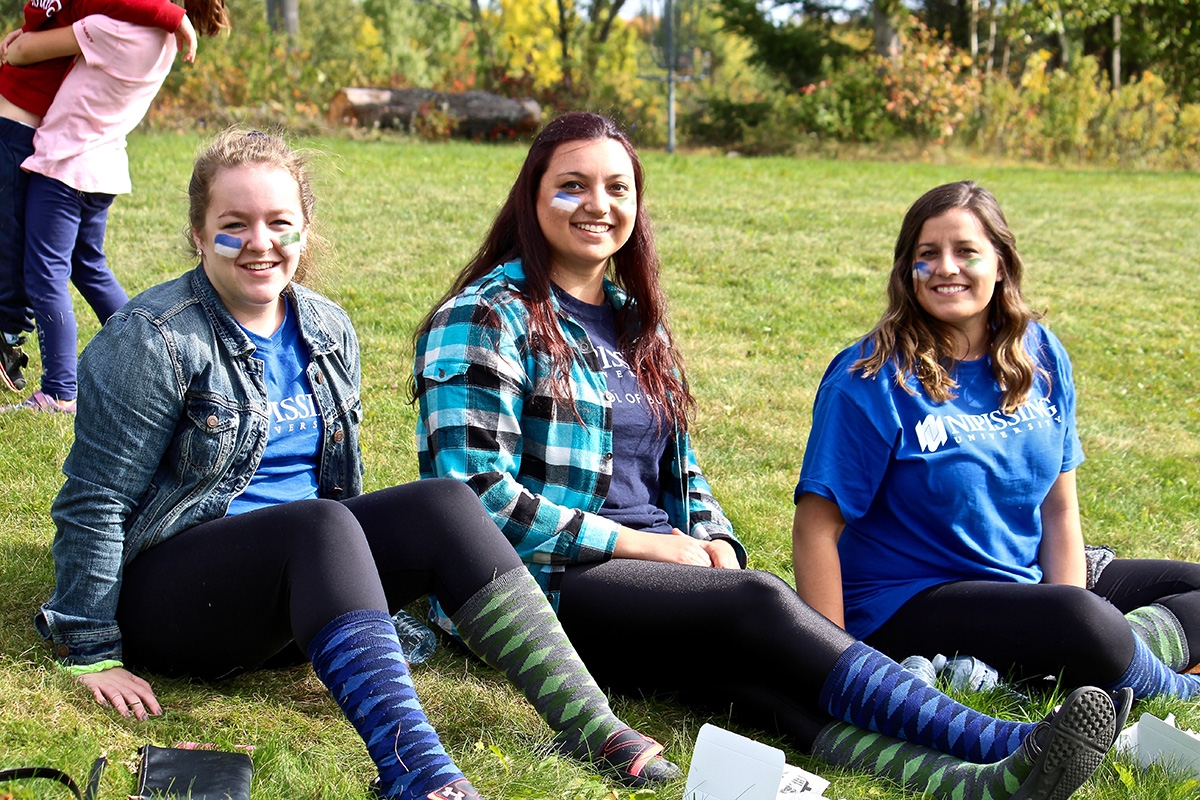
[555, 287, 672, 534]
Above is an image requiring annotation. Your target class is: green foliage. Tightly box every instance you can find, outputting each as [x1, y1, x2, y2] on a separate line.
[969, 51, 1200, 169]
[881, 17, 982, 143]
[150, 0, 383, 130]
[715, 0, 854, 90]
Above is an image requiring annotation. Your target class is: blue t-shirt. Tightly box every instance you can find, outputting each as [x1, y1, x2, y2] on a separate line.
[227, 304, 322, 516]
[555, 287, 672, 534]
[795, 323, 1084, 638]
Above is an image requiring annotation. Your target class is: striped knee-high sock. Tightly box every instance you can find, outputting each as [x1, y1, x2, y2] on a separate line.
[813, 722, 1033, 799]
[1126, 604, 1191, 673]
[449, 567, 623, 759]
[1104, 633, 1200, 700]
[308, 610, 466, 800]
[812, 686, 1114, 800]
[819, 641, 1032, 764]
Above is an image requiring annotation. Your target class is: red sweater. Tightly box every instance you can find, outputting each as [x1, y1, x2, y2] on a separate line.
[0, 0, 184, 117]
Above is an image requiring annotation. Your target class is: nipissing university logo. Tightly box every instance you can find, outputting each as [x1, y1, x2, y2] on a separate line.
[913, 396, 1062, 453]
[915, 413, 948, 453]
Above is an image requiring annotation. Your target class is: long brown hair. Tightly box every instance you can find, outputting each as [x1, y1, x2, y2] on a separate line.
[414, 112, 695, 430]
[854, 181, 1043, 413]
[184, 0, 231, 37]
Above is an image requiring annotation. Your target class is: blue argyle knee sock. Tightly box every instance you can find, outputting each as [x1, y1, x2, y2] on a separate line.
[308, 610, 464, 800]
[819, 642, 1032, 764]
[1103, 633, 1200, 700]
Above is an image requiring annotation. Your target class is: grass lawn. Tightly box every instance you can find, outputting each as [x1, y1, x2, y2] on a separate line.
[2, 131, 1200, 799]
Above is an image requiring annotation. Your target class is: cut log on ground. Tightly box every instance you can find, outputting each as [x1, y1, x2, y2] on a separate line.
[327, 88, 541, 138]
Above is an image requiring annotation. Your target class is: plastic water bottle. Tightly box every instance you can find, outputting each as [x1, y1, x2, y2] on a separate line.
[932, 654, 999, 692]
[900, 655, 939, 686]
[391, 608, 437, 665]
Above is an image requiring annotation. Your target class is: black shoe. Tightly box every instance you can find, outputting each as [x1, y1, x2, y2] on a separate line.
[0, 336, 28, 392]
[1013, 686, 1116, 800]
[593, 727, 683, 788]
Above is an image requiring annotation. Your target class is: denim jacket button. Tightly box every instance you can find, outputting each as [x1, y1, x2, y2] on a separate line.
[206, 415, 219, 429]
[333, 430, 344, 444]
[56, 644, 69, 657]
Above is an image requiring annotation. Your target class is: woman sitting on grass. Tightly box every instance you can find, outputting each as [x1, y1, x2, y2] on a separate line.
[412, 111, 1123, 800]
[792, 180, 1200, 704]
[36, 128, 682, 800]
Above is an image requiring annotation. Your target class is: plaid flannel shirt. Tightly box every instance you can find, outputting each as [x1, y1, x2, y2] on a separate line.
[415, 260, 744, 614]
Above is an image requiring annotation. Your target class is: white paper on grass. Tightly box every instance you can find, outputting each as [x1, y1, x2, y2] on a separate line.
[1116, 712, 1200, 779]
[683, 723, 829, 800]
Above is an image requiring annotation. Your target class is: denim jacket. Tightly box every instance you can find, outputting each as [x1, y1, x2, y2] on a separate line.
[415, 260, 745, 615]
[37, 266, 363, 666]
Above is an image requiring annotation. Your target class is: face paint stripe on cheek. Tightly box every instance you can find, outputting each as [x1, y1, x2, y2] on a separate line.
[965, 257, 985, 270]
[278, 230, 305, 254]
[550, 191, 582, 212]
[213, 233, 244, 259]
[913, 261, 933, 281]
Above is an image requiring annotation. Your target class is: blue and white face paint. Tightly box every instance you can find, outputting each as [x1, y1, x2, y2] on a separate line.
[550, 191, 582, 213]
[912, 260, 933, 281]
[213, 233, 244, 259]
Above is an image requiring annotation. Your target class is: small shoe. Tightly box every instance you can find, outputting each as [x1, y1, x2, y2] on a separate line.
[0, 336, 29, 392]
[594, 727, 683, 788]
[425, 778, 482, 800]
[1012, 686, 1116, 800]
[1, 390, 76, 414]
[369, 777, 483, 800]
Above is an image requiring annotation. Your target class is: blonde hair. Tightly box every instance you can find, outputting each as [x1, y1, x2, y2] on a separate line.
[187, 128, 327, 285]
[854, 181, 1044, 414]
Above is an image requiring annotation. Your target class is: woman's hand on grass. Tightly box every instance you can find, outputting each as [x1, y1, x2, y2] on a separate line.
[79, 667, 161, 721]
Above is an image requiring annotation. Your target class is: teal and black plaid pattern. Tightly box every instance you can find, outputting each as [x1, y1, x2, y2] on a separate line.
[820, 642, 1032, 764]
[414, 259, 741, 605]
[308, 610, 462, 800]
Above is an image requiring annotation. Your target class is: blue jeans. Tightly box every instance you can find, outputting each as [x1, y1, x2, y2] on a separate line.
[0, 117, 36, 337]
[24, 173, 128, 400]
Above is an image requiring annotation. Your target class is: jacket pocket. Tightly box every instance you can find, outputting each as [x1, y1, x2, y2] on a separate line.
[178, 395, 238, 472]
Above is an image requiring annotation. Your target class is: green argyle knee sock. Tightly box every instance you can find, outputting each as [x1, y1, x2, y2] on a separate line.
[449, 567, 624, 758]
[1126, 604, 1191, 673]
[812, 722, 1034, 799]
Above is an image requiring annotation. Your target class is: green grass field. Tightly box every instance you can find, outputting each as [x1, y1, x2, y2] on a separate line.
[2, 132, 1200, 799]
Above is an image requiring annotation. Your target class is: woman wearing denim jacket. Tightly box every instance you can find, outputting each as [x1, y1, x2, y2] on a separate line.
[35, 129, 683, 800]
[412, 112, 1122, 800]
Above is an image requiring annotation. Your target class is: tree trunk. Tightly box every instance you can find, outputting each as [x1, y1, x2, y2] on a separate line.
[265, 0, 298, 38]
[326, 88, 541, 138]
[873, 0, 901, 62]
[1112, 13, 1122, 91]
[969, 0, 979, 62]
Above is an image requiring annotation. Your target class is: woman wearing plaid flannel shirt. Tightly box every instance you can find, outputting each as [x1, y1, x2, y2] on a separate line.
[412, 112, 1122, 800]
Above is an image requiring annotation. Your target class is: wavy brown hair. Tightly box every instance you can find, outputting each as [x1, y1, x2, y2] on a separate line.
[854, 181, 1044, 413]
[413, 112, 695, 430]
[184, 0, 231, 37]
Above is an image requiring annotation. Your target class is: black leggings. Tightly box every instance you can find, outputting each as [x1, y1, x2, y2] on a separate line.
[116, 479, 523, 680]
[556, 559, 857, 750]
[865, 558, 1200, 686]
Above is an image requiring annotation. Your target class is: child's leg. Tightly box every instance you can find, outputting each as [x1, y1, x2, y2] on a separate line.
[24, 174, 88, 401]
[67, 190, 127, 323]
[0, 119, 36, 342]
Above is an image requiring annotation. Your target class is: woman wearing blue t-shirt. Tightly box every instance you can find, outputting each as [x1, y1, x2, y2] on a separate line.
[793, 180, 1200, 703]
[414, 113, 1123, 800]
[36, 129, 685, 800]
